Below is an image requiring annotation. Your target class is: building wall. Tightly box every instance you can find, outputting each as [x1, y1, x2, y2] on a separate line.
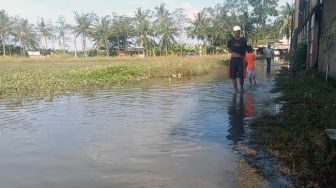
[294, 0, 300, 30]
[318, 0, 336, 79]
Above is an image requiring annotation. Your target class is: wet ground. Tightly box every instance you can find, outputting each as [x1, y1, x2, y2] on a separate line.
[0, 58, 291, 188]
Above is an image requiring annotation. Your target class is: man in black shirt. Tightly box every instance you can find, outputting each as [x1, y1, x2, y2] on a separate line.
[227, 26, 247, 93]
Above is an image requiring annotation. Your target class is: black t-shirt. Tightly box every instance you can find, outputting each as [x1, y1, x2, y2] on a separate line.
[227, 37, 247, 56]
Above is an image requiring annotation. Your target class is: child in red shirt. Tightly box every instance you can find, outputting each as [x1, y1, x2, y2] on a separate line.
[245, 46, 257, 85]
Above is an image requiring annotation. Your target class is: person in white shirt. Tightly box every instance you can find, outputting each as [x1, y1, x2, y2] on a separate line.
[264, 45, 274, 70]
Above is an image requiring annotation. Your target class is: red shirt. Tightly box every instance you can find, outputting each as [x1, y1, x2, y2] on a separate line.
[245, 52, 256, 70]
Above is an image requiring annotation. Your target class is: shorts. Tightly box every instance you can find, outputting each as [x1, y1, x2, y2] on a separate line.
[246, 68, 256, 78]
[229, 57, 244, 80]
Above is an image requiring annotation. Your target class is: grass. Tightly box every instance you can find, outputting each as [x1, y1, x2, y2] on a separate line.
[250, 70, 336, 187]
[236, 159, 267, 188]
[0, 55, 228, 99]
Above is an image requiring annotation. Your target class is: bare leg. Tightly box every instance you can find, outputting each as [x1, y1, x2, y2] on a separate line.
[253, 77, 257, 85]
[232, 79, 238, 92]
[239, 78, 244, 92]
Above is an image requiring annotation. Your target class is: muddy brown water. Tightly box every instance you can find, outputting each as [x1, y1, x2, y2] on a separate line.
[0, 58, 290, 188]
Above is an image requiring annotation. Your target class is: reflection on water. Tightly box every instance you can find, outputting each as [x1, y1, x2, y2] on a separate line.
[0, 60, 286, 188]
[227, 94, 245, 144]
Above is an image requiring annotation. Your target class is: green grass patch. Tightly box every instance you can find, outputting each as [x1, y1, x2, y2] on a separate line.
[250, 70, 336, 187]
[0, 55, 228, 99]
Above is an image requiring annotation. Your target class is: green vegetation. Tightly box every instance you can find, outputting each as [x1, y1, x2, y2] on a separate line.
[0, 0, 288, 57]
[0, 56, 227, 99]
[250, 70, 336, 187]
[293, 42, 308, 70]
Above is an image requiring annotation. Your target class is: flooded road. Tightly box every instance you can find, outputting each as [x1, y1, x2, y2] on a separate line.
[0, 58, 286, 188]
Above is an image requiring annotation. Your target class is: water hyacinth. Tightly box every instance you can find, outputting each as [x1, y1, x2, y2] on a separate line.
[0, 55, 228, 100]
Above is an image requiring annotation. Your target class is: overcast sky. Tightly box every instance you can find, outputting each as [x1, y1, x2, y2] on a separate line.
[1, 0, 293, 24]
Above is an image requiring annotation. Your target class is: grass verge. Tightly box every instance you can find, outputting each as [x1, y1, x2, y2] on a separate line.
[250, 70, 336, 187]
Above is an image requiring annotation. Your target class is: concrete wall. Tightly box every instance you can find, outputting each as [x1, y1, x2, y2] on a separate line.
[318, 0, 336, 79]
[294, 0, 300, 30]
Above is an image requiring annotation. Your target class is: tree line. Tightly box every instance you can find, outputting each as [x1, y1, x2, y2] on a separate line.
[0, 0, 293, 57]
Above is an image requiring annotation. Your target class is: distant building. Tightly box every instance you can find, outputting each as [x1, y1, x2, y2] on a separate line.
[28, 50, 52, 58]
[292, 0, 336, 79]
[118, 47, 145, 58]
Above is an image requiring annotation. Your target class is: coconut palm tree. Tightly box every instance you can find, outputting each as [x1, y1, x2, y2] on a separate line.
[0, 10, 12, 56]
[55, 15, 70, 54]
[154, 4, 176, 55]
[91, 15, 112, 56]
[12, 17, 38, 56]
[110, 13, 123, 54]
[172, 8, 189, 54]
[37, 17, 54, 51]
[73, 11, 92, 58]
[119, 15, 134, 49]
[188, 10, 209, 52]
[134, 8, 154, 56]
[275, 2, 294, 42]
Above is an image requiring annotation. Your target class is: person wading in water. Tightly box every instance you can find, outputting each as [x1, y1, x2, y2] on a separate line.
[227, 26, 247, 93]
[264, 44, 274, 72]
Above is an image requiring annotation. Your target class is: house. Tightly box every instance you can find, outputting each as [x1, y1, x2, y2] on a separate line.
[28, 50, 53, 58]
[118, 47, 145, 58]
[28, 51, 42, 58]
[292, 0, 336, 79]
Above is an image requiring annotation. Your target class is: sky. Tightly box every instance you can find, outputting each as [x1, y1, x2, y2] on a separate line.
[1, 0, 293, 24]
[0, 0, 293, 49]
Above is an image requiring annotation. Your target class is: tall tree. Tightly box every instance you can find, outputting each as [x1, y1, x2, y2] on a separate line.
[134, 8, 155, 56]
[110, 13, 123, 53]
[248, 0, 279, 28]
[91, 15, 112, 56]
[12, 17, 38, 56]
[275, 2, 294, 42]
[172, 8, 189, 54]
[0, 10, 12, 56]
[55, 15, 70, 54]
[154, 4, 176, 55]
[188, 10, 209, 48]
[37, 17, 54, 50]
[73, 11, 92, 58]
[119, 15, 134, 49]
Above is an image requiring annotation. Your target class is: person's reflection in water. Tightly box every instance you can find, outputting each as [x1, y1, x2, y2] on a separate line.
[266, 63, 271, 76]
[244, 92, 256, 117]
[227, 93, 245, 144]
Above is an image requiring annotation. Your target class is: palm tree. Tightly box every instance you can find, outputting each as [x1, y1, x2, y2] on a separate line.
[110, 13, 123, 54]
[134, 8, 154, 56]
[73, 11, 92, 58]
[37, 17, 54, 51]
[91, 15, 112, 56]
[12, 17, 38, 56]
[55, 15, 70, 54]
[0, 10, 12, 56]
[188, 11, 209, 54]
[275, 2, 294, 43]
[154, 4, 176, 55]
[240, 12, 254, 40]
[212, 5, 234, 50]
[172, 8, 189, 54]
[119, 15, 134, 49]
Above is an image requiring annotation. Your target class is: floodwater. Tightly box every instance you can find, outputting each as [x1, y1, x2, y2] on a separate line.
[0, 58, 288, 188]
